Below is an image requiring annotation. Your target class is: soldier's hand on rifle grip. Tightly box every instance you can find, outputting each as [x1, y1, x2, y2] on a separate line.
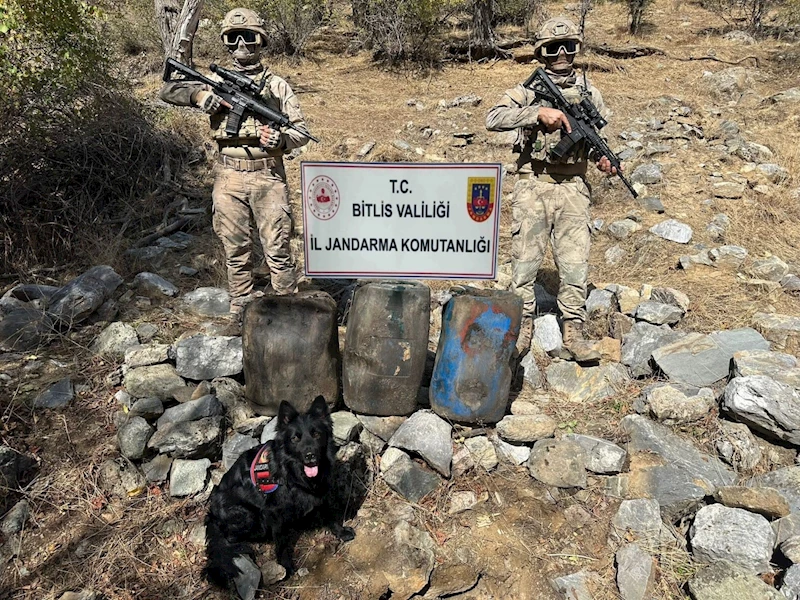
[259, 126, 282, 150]
[597, 156, 618, 175]
[537, 107, 571, 133]
[195, 91, 230, 114]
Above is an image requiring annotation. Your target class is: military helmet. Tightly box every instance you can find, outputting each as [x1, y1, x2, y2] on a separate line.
[533, 17, 582, 57]
[220, 8, 268, 45]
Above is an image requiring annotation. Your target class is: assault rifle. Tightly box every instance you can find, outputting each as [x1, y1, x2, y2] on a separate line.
[163, 58, 319, 143]
[523, 68, 637, 198]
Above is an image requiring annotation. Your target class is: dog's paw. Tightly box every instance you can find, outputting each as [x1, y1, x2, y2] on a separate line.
[336, 526, 356, 542]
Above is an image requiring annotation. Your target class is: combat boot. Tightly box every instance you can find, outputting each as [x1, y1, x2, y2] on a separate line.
[562, 319, 601, 362]
[516, 316, 534, 356]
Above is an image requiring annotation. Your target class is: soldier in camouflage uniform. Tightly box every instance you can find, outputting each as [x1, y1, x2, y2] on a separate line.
[160, 8, 310, 313]
[486, 17, 619, 361]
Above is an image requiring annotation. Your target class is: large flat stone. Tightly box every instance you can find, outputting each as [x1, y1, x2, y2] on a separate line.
[545, 362, 630, 403]
[753, 312, 800, 355]
[687, 562, 783, 600]
[652, 328, 769, 387]
[722, 375, 800, 445]
[388, 410, 452, 477]
[622, 322, 686, 378]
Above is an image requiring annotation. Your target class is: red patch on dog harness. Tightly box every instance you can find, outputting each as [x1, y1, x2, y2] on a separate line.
[249, 444, 279, 494]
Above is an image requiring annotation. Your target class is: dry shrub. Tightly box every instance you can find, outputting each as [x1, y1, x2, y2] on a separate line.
[0, 90, 192, 276]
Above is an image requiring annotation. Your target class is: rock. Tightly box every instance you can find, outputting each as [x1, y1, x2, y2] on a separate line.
[147, 416, 224, 459]
[527, 439, 587, 488]
[706, 213, 731, 240]
[134, 272, 179, 297]
[424, 563, 480, 598]
[0, 307, 55, 351]
[260, 418, 278, 443]
[92, 322, 139, 357]
[756, 163, 789, 184]
[545, 362, 630, 403]
[47, 265, 123, 325]
[586, 289, 617, 317]
[622, 322, 686, 378]
[232, 554, 261, 600]
[1, 500, 29, 535]
[169, 458, 211, 497]
[124, 343, 170, 368]
[142, 455, 172, 482]
[712, 181, 746, 199]
[753, 313, 800, 355]
[747, 467, 800, 514]
[98, 457, 146, 498]
[392, 139, 412, 152]
[496, 414, 556, 443]
[261, 560, 286, 585]
[357, 415, 407, 441]
[388, 410, 452, 477]
[382, 451, 440, 502]
[58, 592, 97, 600]
[609, 284, 641, 316]
[768, 88, 800, 104]
[680, 250, 714, 270]
[647, 385, 715, 425]
[533, 314, 562, 354]
[174, 335, 243, 380]
[735, 141, 773, 162]
[750, 256, 790, 282]
[649, 219, 693, 244]
[635, 301, 684, 325]
[179, 266, 199, 277]
[616, 543, 654, 600]
[490, 434, 531, 465]
[652, 328, 769, 387]
[631, 163, 663, 185]
[689, 504, 774, 573]
[356, 141, 376, 158]
[129, 397, 164, 420]
[610, 415, 735, 522]
[124, 364, 185, 400]
[552, 571, 598, 600]
[702, 67, 758, 101]
[724, 30, 756, 43]
[714, 486, 791, 519]
[716, 420, 762, 471]
[448, 490, 480, 514]
[688, 561, 783, 600]
[464, 436, 498, 471]
[611, 498, 663, 542]
[722, 376, 800, 445]
[157, 394, 224, 427]
[563, 434, 626, 474]
[518, 352, 541, 387]
[331, 411, 363, 446]
[709, 245, 748, 269]
[136, 323, 159, 343]
[781, 564, 800, 599]
[118, 417, 155, 460]
[222, 433, 260, 471]
[181, 287, 231, 317]
[638, 195, 665, 213]
[608, 219, 642, 239]
[606, 245, 626, 265]
[33, 377, 74, 409]
[782, 275, 800, 293]
[732, 350, 800, 388]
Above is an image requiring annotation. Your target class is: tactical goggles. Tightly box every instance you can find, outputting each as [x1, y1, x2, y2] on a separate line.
[540, 40, 580, 57]
[223, 30, 260, 46]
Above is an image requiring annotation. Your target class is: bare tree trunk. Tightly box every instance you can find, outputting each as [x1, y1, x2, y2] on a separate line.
[471, 0, 495, 49]
[155, 0, 204, 65]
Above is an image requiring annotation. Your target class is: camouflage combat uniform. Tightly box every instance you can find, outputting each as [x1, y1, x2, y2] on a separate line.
[160, 58, 309, 299]
[486, 73, 610, 323]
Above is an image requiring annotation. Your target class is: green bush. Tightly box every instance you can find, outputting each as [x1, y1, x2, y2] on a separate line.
[353, 0, 461, 63]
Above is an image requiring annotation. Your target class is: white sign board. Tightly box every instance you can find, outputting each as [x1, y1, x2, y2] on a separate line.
[301, 162, 502, 279]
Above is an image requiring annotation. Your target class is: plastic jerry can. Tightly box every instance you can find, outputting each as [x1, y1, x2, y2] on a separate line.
[429, 287, 522, 423]
[242, 291, 340, 416]
[343, 281, 430, 415]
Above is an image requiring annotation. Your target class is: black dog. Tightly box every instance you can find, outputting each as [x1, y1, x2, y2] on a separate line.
[203, 395, 355, 588]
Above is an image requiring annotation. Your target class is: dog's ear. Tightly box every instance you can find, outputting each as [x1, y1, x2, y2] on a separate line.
[278, 401, 298, 427]
[309, 395, 329, 418]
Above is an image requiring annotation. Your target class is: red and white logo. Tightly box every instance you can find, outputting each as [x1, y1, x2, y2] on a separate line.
[307, 176, 340, 220]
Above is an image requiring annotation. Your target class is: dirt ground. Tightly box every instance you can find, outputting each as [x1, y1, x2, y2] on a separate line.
[1, 0, 799, 598]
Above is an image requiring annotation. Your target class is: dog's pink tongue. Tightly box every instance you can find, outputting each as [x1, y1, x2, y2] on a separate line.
[304, 465, 319, 478]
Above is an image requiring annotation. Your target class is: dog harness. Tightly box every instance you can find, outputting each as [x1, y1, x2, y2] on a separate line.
[249, 443, 279, 494]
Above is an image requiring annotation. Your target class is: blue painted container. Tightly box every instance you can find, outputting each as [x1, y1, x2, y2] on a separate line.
[429, 287, 522, 424]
